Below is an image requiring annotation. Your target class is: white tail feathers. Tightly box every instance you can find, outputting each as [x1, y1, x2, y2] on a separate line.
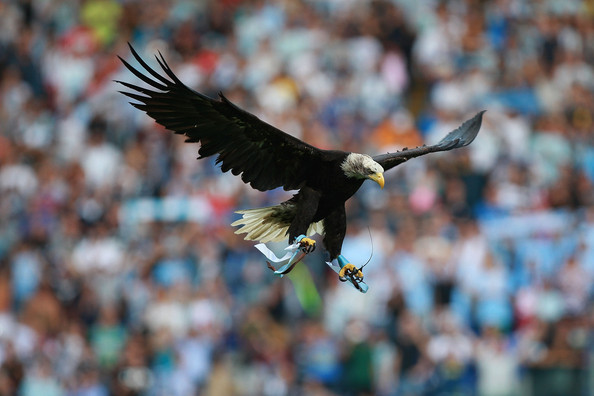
[231, 206, 324, 244]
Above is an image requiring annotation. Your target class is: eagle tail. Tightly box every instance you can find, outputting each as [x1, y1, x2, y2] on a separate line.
[231, 206, 324, 244]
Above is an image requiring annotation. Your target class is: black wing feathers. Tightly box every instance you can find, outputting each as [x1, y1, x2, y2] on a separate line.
[373, 111, 485, 171]
[117, 44, 324, 192]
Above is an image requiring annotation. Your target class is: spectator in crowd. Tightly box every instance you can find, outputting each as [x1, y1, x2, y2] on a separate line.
[1, 0, 594, 395]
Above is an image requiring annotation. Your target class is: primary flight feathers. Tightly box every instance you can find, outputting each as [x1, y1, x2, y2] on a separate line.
[117, 44, 325, 192]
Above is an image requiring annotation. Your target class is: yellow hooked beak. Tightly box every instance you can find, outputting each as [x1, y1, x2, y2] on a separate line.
[368, 172, 385, 189]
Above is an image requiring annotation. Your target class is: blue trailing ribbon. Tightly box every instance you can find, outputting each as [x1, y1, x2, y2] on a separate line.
[255, 236, 307, 277]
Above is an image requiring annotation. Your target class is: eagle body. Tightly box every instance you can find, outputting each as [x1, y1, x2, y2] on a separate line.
[291, 151, 368, 222]
[233, 151, 371, 259]
[118, 44, 484, 263]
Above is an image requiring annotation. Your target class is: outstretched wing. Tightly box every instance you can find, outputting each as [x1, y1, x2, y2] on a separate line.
[116, 44, 325, 192]
[373, 111, 485, 171]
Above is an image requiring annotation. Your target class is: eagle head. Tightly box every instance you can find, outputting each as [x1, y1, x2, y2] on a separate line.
[341, 153, 385, 188]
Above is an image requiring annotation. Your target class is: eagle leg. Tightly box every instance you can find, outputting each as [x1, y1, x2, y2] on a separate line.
[288, 187, 321, 244]
[322, 205, 346, 261]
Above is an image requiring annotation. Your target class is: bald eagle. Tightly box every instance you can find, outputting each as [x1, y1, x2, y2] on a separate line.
[117, 44, 484, 289]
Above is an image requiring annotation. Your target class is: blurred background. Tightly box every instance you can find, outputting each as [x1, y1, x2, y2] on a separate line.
[1, 0, 594, 395]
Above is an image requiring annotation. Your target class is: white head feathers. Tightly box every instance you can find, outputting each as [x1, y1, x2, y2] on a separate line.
[341, 153, 384, 178]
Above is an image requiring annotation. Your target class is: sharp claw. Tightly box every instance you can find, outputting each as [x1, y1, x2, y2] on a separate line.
[338, 262, 365, 283]
[333, 255, 369, 293]
[298, 237, 316, 254]
[338, 263, 357, 278]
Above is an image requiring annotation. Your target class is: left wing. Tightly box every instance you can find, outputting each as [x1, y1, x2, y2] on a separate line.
[373, 111, 485, 171]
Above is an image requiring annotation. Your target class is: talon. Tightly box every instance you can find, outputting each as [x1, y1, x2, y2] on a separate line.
[338, 263, 363, 280]
[298, 237, 316, 253]
[330, 255, 369, 293]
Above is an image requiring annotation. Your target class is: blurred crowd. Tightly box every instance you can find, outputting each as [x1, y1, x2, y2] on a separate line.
[1, 0, 594, 395]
